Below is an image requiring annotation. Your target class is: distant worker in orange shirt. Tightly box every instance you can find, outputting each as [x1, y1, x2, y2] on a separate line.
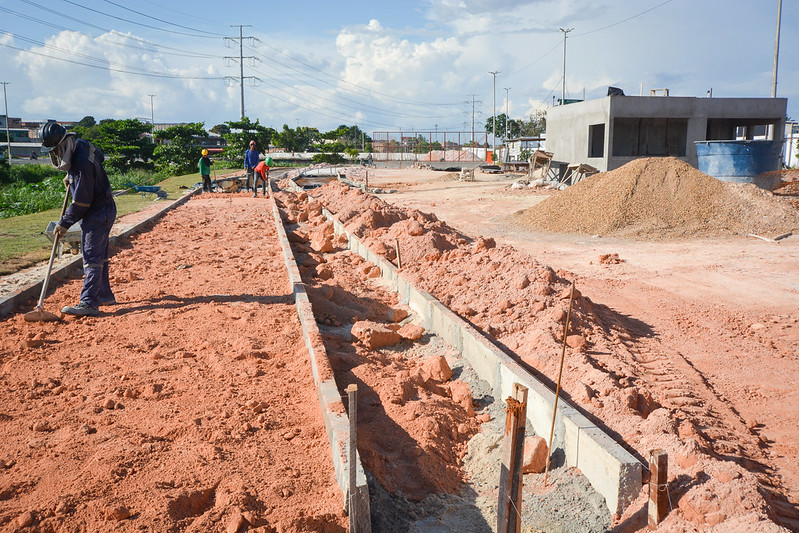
[252, 156, 273, 198]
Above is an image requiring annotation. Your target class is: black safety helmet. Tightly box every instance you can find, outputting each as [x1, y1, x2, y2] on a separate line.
[41, 121, 68, 152]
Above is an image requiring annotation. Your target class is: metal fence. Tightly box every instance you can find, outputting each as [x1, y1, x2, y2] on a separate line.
[371, 131, 490, 163]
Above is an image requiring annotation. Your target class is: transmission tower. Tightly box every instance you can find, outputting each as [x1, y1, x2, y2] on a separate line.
[225, 25, 261, 119]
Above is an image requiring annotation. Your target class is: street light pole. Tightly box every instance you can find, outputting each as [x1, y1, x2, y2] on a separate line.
[1, 82, 11, 162]
[559, 28, 573, 105]
[147, 93, 156, 142]
[504, 87, 511, 140]
[489, 70, 500, 161]
[771, 0, 782, 98]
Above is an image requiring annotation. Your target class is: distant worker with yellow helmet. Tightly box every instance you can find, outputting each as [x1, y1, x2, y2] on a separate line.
[198, 148, 214, 193]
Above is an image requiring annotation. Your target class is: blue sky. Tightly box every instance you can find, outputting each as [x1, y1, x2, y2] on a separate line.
[0, 0, 796, 136]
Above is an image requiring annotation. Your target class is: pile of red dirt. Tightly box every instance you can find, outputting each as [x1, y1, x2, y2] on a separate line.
[515, 157, 799, 239]
[303, 180, 790, 530]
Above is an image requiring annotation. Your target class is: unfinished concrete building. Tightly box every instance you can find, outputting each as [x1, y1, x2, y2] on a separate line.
[545, 94, 787, 175]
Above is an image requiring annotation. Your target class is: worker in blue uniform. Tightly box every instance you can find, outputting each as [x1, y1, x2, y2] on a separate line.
[42, 121, 117, 317]
[244, 139, 260, 193]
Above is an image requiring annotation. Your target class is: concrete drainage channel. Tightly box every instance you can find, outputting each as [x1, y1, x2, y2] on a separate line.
[280, 179, 639, 530]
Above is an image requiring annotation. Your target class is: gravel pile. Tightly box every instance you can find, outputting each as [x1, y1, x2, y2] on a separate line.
[516, 157, 799, 239]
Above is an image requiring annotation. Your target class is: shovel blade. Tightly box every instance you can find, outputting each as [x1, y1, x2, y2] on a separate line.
[24, 308, 61, 322]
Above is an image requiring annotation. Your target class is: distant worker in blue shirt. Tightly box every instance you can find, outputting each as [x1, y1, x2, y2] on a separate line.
[41, 121, 117, 317]
[244, 140, 260, 193]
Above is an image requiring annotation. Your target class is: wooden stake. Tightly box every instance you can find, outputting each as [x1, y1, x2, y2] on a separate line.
[395, 238, 402, 269]
[364, 171, 369, 192]
[346, 384, 358, 530]
[497, 383, 528, 533]
[648, 449, 668, 529]
[543, 280, 576, 487]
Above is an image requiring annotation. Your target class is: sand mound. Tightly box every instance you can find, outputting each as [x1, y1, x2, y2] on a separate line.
[515, 157, 799, 239]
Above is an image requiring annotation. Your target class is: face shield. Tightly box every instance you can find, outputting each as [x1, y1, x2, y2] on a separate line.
[49, 134, 76, 171]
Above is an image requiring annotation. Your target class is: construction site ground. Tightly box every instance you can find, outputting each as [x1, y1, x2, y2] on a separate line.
[0, 160, 798, 532]
[348, 164, 799, 531]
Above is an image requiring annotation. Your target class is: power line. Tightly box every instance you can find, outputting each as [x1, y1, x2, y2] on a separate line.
[14, 1, 221, 58]
[0, 40, 222, 80]
[101, 0, 225, 37]
[59, 0, 217, 39]
[572, 0, 674, 37]
[250, 41, 462, 108]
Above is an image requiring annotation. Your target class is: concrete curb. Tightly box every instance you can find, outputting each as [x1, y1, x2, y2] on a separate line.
[0, 188, 201, 318]
[308, 196, 641, 516]
[267, 183, 372, 531]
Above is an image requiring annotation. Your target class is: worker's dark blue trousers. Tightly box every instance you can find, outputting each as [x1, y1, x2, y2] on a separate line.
[79, 207, 116, 307]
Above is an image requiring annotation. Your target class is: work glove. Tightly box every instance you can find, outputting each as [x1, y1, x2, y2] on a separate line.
[63, 175, 70, 187]
[54, 224, 68, 238]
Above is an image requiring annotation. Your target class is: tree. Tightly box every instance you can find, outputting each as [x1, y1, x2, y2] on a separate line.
[76, 116, 96, 128]
[71, 118, 154, 172]
[517, 110, 546, 137]
[153, 122, 207, 174]
[485, 111, 546, 140]
[273, 124, 319, 154]
[209, 123, 230, 136]
[484, 113, 509, 140]
[222, 117, 276, 165]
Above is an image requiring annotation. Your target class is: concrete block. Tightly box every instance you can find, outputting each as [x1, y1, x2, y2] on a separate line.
[458, 323, 501, 389]
[429, 301, 462, 352]
[406, 285, 434, 330]
[563, 421, 641, 515]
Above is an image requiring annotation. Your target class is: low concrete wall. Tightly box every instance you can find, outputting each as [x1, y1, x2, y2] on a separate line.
[0, 189, 201, 318]
[320, 204, 642, 516]
[267, 186, 371, 531]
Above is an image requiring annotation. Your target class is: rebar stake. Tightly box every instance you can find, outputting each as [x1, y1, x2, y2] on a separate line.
[346, 384, 358, 530]
[648, 449, 668, 529]
[498, 383, 528, 533]
[544, 280, 575, 487]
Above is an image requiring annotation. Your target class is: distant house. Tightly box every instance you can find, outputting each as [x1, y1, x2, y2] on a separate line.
[545, 94, 787, 176]
[0, 116, 69, 160]
[502, 136, 545, 162]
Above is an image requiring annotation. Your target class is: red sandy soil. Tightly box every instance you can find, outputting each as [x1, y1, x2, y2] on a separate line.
[301, 170, 799, 532]
[0, 193, 347, 532]
[275, 190, 479, 502]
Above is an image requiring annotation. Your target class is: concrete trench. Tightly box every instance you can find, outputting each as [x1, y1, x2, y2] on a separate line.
[0, 175, 633, 531]
[279, 178, 636, 529]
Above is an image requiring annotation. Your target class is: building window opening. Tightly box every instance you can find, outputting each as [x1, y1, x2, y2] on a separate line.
[588, 123, 605, 158]
[612, 118, 687, 157]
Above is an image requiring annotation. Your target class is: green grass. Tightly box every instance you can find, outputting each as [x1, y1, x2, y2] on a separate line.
[0, 171, 205, 275]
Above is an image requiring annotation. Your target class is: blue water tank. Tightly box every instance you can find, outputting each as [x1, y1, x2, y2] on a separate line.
[695, 140, 782, 187]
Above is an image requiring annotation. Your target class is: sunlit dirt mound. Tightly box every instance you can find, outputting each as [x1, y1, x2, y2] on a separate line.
[515, 157, 799, 239]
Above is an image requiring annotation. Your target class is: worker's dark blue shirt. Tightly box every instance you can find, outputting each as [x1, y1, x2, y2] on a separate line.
[59, 139, 116, 230]
[244, 148, 260, 170]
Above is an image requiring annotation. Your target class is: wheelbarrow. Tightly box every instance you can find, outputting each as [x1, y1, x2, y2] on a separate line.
[125, 182, 168, 199]
[44, 221, 81, 256]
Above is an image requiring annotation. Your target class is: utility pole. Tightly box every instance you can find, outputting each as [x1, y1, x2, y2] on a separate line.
[147, 93, 156, 142]
[771, 0, 782, 98]
[504, 87, 511, 140]
[489, 70, 499, 159]
[467, 94, 481, 146]
[1, 82, 10, 162]
[559, 27, 573, 105]
[225, 25, 258, 119]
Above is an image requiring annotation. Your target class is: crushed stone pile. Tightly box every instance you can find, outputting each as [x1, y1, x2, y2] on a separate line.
[515, 157, 799, 239]
[286, 179, 785, 531]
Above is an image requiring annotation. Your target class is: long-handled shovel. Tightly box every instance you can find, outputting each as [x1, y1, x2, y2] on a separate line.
[24, 181, 71, 322]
